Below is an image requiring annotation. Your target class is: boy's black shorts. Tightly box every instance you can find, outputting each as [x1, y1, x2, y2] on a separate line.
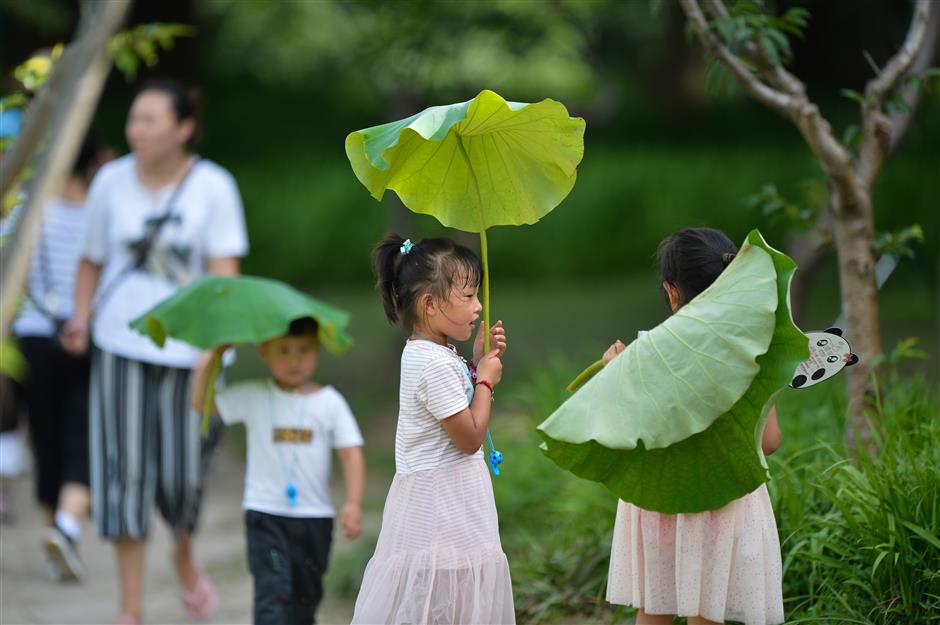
[245, 509, 333, 625]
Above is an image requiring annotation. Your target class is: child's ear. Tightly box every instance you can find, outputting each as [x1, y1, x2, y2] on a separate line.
[421, 292, 436, 317]
[662, 281, 681, 312]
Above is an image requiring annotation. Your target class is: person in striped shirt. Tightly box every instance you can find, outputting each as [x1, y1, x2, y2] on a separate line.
[5, 133, 113, 582]
[352, 234, 515, 624]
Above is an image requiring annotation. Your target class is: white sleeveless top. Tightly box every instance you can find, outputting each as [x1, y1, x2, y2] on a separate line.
[395, 339, 481, 473]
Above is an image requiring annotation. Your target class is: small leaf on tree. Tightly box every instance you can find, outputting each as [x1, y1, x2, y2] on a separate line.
[840, 88, 864, 104]
[841, 124, 860, 150]
[885, 95, 912, 115]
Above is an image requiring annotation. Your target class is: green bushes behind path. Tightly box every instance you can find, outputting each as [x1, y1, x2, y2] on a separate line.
[228, 144, 938, 289]
[493, 359, 940, 624]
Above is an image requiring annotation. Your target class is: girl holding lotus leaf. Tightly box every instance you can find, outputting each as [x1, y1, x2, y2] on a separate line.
[606, 229, 783, 625]
[351, 234, 513, 625]
[539, 228, 809, 625]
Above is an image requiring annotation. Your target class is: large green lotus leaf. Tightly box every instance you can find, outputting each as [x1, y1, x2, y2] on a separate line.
[345, 89, 585, 233]
[129, 275, 353, 356]
[537, 230, 809, 513]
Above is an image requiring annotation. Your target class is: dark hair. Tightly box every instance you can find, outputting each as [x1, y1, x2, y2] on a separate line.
[72, 133, 110, 183]
[135, 78, 202, 149]
[656, 227, 737, 308]
[372, 233, 483, 331]
[287, 317, 319, 338]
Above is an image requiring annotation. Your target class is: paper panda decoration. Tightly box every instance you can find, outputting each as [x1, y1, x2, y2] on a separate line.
[790, 327, 859, 389]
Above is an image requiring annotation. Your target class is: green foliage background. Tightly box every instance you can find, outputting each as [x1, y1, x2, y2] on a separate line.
[3, 1, 938, 622]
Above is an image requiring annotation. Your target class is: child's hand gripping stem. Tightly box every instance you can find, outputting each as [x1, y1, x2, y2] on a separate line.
[474, 321, 506, 476]
[190, 344, 228, 434]
[567, 340, 626, 392]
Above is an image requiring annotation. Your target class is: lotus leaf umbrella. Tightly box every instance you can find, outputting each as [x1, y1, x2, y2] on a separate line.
[537, 231, 809, 513]
[345, 88, 585, 352]
[130, 274, 353, 433]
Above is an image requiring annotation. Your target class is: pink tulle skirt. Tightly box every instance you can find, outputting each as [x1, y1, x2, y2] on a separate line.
[352, 456, 515, 624]
[607, 484, 784, 625]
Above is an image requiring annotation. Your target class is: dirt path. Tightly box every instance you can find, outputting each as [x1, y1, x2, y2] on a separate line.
[0, 443, 363, 625]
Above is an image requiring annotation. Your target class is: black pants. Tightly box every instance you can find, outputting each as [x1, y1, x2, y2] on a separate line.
[245, 510, 333, 625]
[18, 336, 90, 509]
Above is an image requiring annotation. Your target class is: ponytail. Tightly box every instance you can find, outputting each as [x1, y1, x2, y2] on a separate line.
[372, 233, 409, 325]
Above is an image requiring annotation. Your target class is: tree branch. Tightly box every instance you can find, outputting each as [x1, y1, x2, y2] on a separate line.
[0, 54, 76, 202]
[680, 0, 861, 209]
[704, 0, 806, 96]
[866, 0, 932, 103]
[858, 0, 933, 187]
[679, 0, 797, 117]
[0, 0, 131, 336]
[888, 5, 940, 154]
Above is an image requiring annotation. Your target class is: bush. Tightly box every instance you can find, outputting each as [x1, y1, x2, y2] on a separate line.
[772, 377, 940, 623]
[507, 355, 940, 624]
[221, 142, 939, 290]
[502, 356, 634, 623]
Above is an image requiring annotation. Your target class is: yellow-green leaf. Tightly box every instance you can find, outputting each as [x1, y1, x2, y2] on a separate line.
[345, 89, 585, 233]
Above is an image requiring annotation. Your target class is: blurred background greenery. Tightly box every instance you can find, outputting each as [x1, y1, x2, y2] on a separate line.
[3, 0, 938, 622]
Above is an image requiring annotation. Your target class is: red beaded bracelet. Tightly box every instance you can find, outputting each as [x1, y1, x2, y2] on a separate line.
[475, 380, 495, 398]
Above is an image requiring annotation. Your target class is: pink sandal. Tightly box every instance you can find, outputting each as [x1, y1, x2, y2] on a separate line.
[180, 568, 218, 621]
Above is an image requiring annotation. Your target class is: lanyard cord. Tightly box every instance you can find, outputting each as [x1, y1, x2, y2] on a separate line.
[406, 337, 503, 474]
[267, 380, 302, 505]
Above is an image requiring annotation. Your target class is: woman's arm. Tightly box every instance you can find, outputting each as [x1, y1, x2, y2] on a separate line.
[762, 406, 781, 455]
[336, 446, 365, 539]
[61, 258, 102, 356]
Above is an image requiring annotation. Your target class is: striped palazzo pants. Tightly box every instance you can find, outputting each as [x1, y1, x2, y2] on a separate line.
[89, 348, 219, 539]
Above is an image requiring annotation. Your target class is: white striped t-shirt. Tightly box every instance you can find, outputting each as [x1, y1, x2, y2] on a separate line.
[395, 339, 482, 473]
[9, 198, 88, 338]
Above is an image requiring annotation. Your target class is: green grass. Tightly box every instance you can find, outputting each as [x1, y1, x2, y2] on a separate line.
[772, 375, 940, 623]
[493, 356, 940, 624]
[219, 277, 938, 624]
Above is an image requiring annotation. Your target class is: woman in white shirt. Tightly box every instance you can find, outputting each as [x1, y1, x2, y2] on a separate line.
[62, 80, 249, 625]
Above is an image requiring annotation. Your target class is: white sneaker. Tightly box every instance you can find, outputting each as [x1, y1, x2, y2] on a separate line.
[43, 553, 63, 582]
[42, 526, 84, 582]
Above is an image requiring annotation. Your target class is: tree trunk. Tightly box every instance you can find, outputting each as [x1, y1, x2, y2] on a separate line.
[0, 0, 131, 336]
[830, 188, 882, 453]
[785, 215, 832, 325]
[678, 0, 934, 455]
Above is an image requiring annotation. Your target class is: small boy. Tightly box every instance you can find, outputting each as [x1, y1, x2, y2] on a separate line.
[192, 317, 365, 625]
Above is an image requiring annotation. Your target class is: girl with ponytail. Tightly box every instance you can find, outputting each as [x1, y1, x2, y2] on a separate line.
[352, 234, 515, 624]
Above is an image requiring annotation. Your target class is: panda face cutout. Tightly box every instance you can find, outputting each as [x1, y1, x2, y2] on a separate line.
[790, 328, 859, 389]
